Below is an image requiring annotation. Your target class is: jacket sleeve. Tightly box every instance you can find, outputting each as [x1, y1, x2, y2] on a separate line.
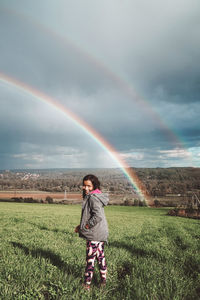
[88, 196, 102, 228]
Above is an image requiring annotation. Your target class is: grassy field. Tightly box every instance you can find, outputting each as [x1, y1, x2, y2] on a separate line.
[0, 203, 199, 300]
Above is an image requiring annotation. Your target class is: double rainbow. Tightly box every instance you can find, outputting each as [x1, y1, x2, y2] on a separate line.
[0, 72, 150, 203]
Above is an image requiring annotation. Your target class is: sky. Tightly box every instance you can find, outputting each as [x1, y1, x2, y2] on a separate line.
[0, 0, 200, 169]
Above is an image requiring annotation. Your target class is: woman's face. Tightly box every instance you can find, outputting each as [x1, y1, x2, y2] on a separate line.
[83, 180, 94, 195]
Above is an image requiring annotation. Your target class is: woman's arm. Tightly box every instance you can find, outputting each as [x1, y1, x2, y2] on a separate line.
[87, 196, 102, 228]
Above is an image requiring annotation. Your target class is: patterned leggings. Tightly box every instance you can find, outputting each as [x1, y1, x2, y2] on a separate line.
[84, 241, 107, 285]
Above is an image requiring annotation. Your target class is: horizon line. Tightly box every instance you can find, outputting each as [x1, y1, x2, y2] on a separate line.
[0, 166, 198, 172]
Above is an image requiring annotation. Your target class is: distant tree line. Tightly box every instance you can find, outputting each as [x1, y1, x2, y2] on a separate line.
[0, 167, 200, 198]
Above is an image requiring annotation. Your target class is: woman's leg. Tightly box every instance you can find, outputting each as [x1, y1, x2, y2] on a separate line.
[84, 241, 98, 285]
[96, 242, 107, 283]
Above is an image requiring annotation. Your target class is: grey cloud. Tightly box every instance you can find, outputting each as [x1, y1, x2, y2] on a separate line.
[0, 9, 117, 96]
[0, 0, 200, 168]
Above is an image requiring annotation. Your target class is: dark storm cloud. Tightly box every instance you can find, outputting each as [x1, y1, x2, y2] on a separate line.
[0, 0, 200, 168]
[0, 9, 118, 96]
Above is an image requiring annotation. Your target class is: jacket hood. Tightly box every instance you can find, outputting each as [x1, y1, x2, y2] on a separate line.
[90, 189, 101, 194]
[90, 192, 109, 206]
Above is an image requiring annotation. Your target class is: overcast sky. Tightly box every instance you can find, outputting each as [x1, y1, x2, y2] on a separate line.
[0, 0, 200, 169]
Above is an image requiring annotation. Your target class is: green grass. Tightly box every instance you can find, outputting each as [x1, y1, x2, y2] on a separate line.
[0, 203, 200, 300]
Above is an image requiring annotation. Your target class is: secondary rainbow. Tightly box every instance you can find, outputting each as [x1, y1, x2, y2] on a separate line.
[3, 8, 193, 163]
[0, 72, 150, 203]
[1, 8, 185, 147]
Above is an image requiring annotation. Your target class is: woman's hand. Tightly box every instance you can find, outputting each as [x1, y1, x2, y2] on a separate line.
[74, 225, 80, 233]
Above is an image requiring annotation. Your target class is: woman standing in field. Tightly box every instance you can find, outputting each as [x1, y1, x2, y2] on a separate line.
[75, 174, 109, 290]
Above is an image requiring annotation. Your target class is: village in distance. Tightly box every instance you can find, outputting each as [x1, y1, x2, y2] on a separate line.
[0, 167, 199, 213]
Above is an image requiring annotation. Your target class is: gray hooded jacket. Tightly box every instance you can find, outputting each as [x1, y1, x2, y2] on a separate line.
[79, 192, 109, 242]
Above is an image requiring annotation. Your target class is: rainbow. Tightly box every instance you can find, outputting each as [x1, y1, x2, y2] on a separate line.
[8, 9, 181, 147]
[3, 8, 193, 160]
[0, 72, 151, 204]
[0, 8, 187, 148]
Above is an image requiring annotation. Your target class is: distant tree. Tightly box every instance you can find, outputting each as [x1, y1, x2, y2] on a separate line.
[24, 197, 35, 203]
[124, 199, 133, 206]
[133, 199, 139, 206]
[154, 199, 160, 207]
[139, 199, 147, 207]
[46, 196, 53, 204]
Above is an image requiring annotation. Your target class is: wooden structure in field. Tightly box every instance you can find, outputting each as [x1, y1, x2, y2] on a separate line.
[187, 191, 200, 209]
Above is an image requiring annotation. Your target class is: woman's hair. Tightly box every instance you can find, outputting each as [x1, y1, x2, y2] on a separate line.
[82, 174, 101, 197]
